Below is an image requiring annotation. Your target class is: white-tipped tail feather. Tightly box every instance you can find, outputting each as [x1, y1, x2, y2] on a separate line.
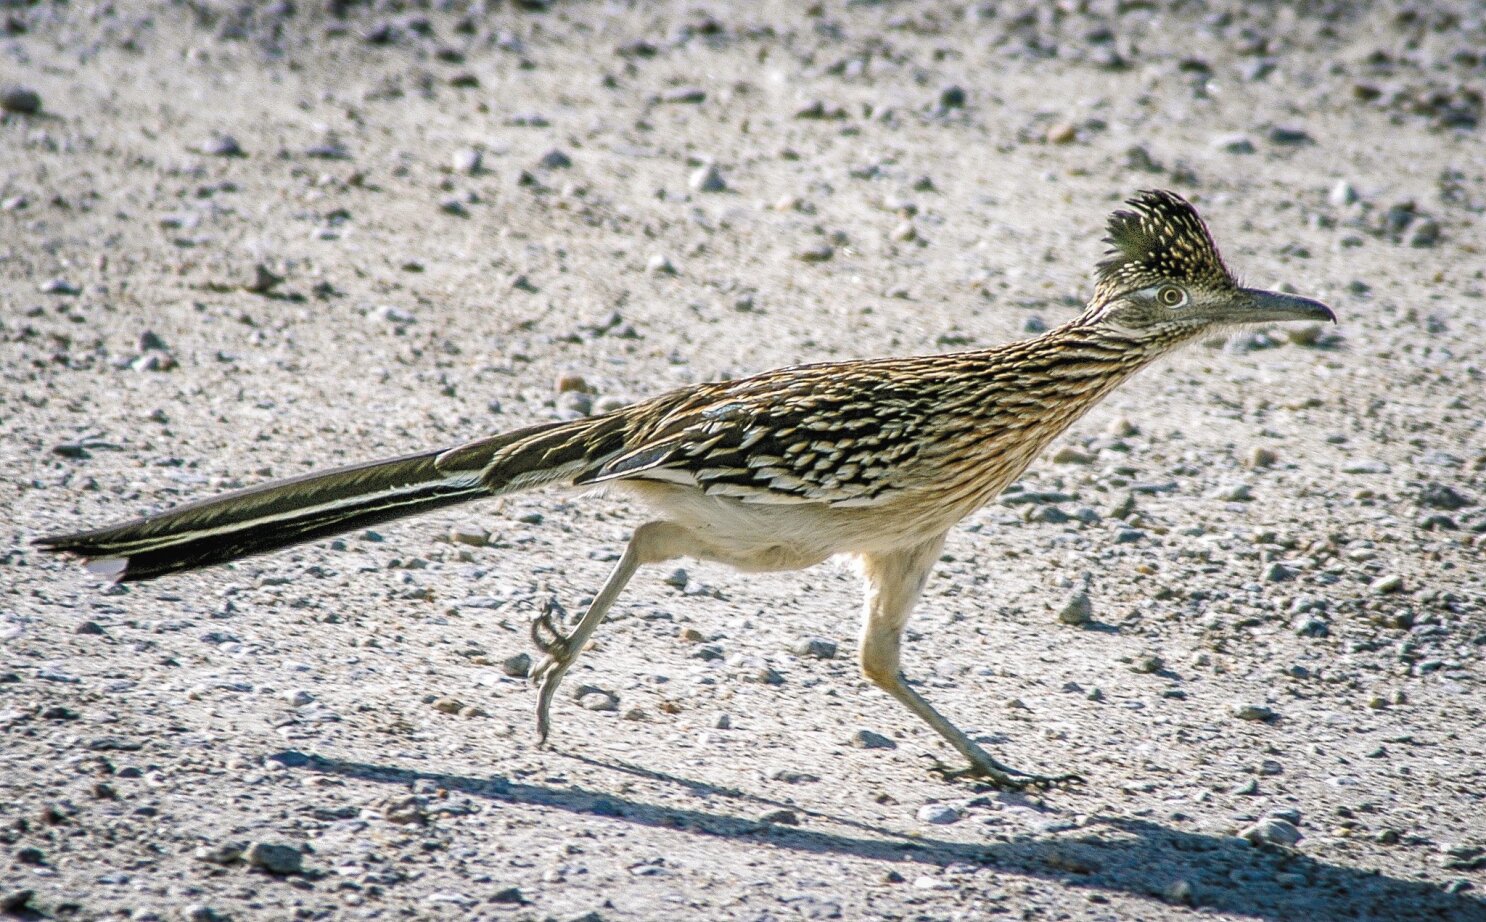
[36, 414, 627, 582]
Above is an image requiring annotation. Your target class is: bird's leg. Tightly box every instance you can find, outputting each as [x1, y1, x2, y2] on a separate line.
[858, 534, 1083, 791]
[530, 520, 691, 746]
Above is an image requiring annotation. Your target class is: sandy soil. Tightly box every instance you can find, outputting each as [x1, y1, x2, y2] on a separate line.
[3, 2, 1484, 920]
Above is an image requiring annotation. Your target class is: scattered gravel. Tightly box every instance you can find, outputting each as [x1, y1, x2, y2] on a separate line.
[5, 3, 1484, 921]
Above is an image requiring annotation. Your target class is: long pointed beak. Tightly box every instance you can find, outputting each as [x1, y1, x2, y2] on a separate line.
[1240, 288, 1337, 324]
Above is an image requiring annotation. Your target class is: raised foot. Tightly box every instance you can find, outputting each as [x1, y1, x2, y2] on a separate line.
[528, 598, 574, 747]
[929, 758, 1085, 791]
[528, 598, 571, 661]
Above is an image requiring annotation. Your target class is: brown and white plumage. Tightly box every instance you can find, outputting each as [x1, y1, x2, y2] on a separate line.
[36, 190, 1334, 788]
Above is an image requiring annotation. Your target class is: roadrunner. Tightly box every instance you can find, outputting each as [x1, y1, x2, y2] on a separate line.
[38, 190, 1334, 788]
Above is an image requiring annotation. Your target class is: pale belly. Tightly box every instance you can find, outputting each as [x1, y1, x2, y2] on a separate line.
[613, 470, 1026, 572]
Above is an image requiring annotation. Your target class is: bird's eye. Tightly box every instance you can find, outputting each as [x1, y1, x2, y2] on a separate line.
[1158, 285, 1186, 307]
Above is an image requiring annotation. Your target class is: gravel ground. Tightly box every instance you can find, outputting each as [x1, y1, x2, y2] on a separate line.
[3, 2, 1485, 920]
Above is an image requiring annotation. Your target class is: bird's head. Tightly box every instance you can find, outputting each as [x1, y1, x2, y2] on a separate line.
[1076, 190, 1334, 340]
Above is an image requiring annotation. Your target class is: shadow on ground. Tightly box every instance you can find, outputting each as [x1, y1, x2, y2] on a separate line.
[299, 751, 1483, 922]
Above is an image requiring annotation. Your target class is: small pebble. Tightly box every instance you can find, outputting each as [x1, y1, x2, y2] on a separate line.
[794, 99, 845, 120]
[489, 886, 524, 904]
[244, 841, 302, 875]
[849, 729, 896, 750]
[194, 842, 246, 866]
[937, 85, 967, 109]
[448, 524, 489, 547]
[646, 253, 676, 274]
[797, 242, 834, 263]
[373, 304, 416, 325]
[1, 891, 33, 914]
[1045, 122, 1077, 144]
[1267, 126, 1313, 145]
[766, 766, 820, 784]
[1211, 482, 1253, 502]
[793, 636, 837, 659]
[244, 263, 283, 294]
[1233, 703, 1277, 722]
[1165, 879, 1195, 905]
[1371, 574, 1404, 595]
[1294, 616, 1329, 637]
[432, 696, 464, 714]
[688, 162, 726, 193]
[1418, 482, 1471, 510]
[1263, 562, 1295, 583]
[1342, 458, 1390, 475]
[200, 134, 243, 157]
[750, 666, 785, 686]
[538, 149, 572, 169]
[579, 691, 618, 712]
[1329, 180, 1359, 207]
[304, 140, 350, 160]
[1052, 446, 1093, 465]
[760, 809, 799, 825]
[1124, 144, 1163, 172]
[555, 373, 592, 394]
[1247, 447, 1277, 469]
[1239, 817, 1303, 848]
[1407, 219, 1441, 248]
[0, 85, 41, 114]
[916, 803, 962, 825]
[660, 86, 706, 104]
[500, 653, 531, 678]
[1130, 653, 1163, 674]
[283, 689, 314, 707]
[1214, 133, 1256, 154]
[39, 278, 80, 296]
[1057, 592, 1093, 625]
[451, 148, 482, 175]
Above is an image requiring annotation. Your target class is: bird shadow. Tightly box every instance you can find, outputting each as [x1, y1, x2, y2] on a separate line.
[292, 750, 1483, 922]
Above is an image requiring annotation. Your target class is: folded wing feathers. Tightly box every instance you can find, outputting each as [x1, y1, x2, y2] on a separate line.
[38, 382, 909, 580]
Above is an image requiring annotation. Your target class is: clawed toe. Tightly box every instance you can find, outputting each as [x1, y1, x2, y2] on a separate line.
[529, 599, 570, 660]
[930, 758, 1085, 791]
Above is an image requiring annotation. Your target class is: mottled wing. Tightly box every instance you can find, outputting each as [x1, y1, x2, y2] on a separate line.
[574, 363, 934, 507]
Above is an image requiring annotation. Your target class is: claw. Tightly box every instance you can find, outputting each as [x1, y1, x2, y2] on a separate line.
[529, 597, 574, 748]
[529, 601, 569, 660]
[929, 758, 1085, 791]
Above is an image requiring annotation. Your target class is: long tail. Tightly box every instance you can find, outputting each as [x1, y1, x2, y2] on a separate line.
[35, 415, 627, 582]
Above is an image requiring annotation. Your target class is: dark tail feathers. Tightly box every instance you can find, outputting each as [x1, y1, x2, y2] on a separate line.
[34, 449, 485, 581]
